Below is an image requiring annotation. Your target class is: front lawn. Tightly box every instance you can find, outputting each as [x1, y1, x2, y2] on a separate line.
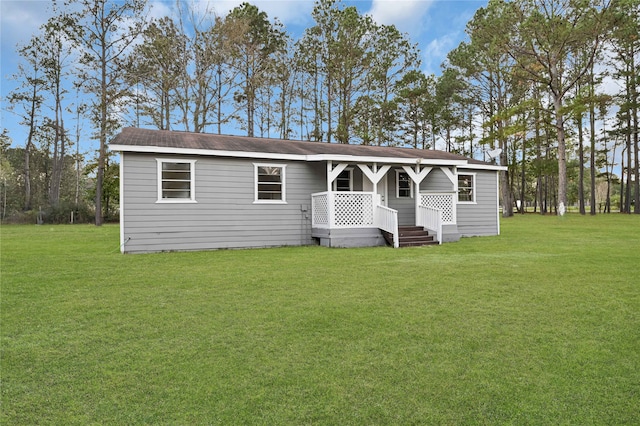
[1, 215, 639, 424]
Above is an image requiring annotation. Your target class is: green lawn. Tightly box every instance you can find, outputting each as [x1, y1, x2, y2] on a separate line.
[1, 215, 639, 424]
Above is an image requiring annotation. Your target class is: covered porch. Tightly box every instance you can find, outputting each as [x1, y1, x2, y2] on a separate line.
[310, 160, 462, 248]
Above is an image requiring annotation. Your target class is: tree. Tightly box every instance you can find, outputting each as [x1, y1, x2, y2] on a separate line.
[361, 23, 420, 146]
[225, 2, 285, 137]
[270, 38, 297, 139]
[40, 14, 76, 207]
[331, 6, 374, 143]
[506, 0, 613, 215]
[435, 68, 466, 152]
[7, 37, 46, 211]
[0, 130, 13, 220]
[448, 0, 523, 215]
[71, 0, 148, 226]
[125, 17, 185, 130]
[610, 0, 639, 213]
[396, 70, 430, 148]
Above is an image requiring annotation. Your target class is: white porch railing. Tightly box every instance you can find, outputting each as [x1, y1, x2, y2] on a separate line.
[420, 192, 456, 224]
[417, 205, 442, 245]
[375, 204, 399, 248]
[312, 191, 399, 248]
[312, 191, 375, 228]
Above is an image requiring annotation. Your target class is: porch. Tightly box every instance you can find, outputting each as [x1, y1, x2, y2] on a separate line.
[311, 191, 457, 248]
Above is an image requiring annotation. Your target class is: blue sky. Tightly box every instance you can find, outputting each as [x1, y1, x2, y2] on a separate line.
[0, 0, 487, 150]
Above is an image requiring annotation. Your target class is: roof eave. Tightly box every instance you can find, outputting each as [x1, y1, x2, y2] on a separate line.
[110, 144, 306, 161]
[110, 144, 501, 170]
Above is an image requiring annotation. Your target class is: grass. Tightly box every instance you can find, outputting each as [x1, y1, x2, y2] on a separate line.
[1, 215, 639, 424]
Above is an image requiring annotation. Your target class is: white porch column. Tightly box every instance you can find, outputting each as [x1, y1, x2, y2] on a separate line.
[373, 163, 377, 199]
[403, 164, 433, 225]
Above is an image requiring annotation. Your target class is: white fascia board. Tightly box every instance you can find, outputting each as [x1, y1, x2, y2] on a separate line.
[458, 163, 508, 172]
[306, 154, 468, 166]
[109, 144, 307, 161]
[110, 144, 471, 167]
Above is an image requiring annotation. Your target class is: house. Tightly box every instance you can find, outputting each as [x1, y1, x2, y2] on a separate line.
[110, 128, 505, 253]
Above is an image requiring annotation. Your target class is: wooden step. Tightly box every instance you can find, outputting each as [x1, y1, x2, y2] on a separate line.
[382, 226, 439, 247]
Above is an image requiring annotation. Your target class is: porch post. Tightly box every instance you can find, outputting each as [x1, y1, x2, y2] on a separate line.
[402, 164, 433, 226]
[327, 161, 332, 191]
[372, 163, 378, 201]
[415, 164, 420, 226]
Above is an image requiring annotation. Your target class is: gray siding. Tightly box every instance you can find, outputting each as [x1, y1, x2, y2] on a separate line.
[456, 170, 499, 236]
[419, 168, 455, 192]
[121, 153, 326, 253]
[387, 169, 415, 226]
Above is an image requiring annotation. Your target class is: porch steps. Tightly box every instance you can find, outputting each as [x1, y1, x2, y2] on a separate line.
[382, 226, 438, 248]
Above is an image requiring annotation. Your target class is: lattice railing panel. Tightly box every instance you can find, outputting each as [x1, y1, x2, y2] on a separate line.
[333, 193, 375, 227]
[420, 193, 456, 224]
[312, 193, 329, 226]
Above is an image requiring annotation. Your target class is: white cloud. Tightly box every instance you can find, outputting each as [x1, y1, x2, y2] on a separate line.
[422, 33, 458, 74]
[0, 1, 53, 50]
[156, 0, 314, 27]
[366, 0, 435, 35]
[148, 1, 175, 21]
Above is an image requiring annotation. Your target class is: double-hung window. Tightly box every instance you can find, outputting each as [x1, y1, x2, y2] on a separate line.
[333, 169, 353, 191]
[157, 159, 196, 203]
[457, 173, 476, 203]
[254, 164, 286, 203]
[396, 170, 413, 198]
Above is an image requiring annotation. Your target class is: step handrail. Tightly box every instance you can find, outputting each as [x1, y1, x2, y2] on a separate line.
[417, 205, 442, 244]
[375, 204, 399, 248]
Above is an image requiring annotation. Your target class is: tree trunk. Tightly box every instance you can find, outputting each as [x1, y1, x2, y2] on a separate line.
[589, 64, 597, 215]
[23, 82, 40, 212]
[626, 106, 632, 214]
[578, 113, 585, 215]
[95, 41, 107, 227]
[633, 50, 639, 214]
[520, 129, 526, 214]
[552, 94, 568, 215]
[620, 149, 626, 212]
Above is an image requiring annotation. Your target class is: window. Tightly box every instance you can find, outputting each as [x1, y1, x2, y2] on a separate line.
[255, 164, 286, 203]
[458, 173, 475, 203]
[396, 170, 413, 198]
[333, 169, 353, 191]
[157, 159, 196, 202]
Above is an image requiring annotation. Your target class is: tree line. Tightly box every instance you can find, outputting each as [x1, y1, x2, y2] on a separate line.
[1, 0, 638, 224]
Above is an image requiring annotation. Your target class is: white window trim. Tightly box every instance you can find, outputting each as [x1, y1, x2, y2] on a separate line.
[457, 172, 476, 204]
[156, 158, 197, 203]
[396, 169, 413, 199]
[332, 167, 354, 191]
[254, 163, 287, 204]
